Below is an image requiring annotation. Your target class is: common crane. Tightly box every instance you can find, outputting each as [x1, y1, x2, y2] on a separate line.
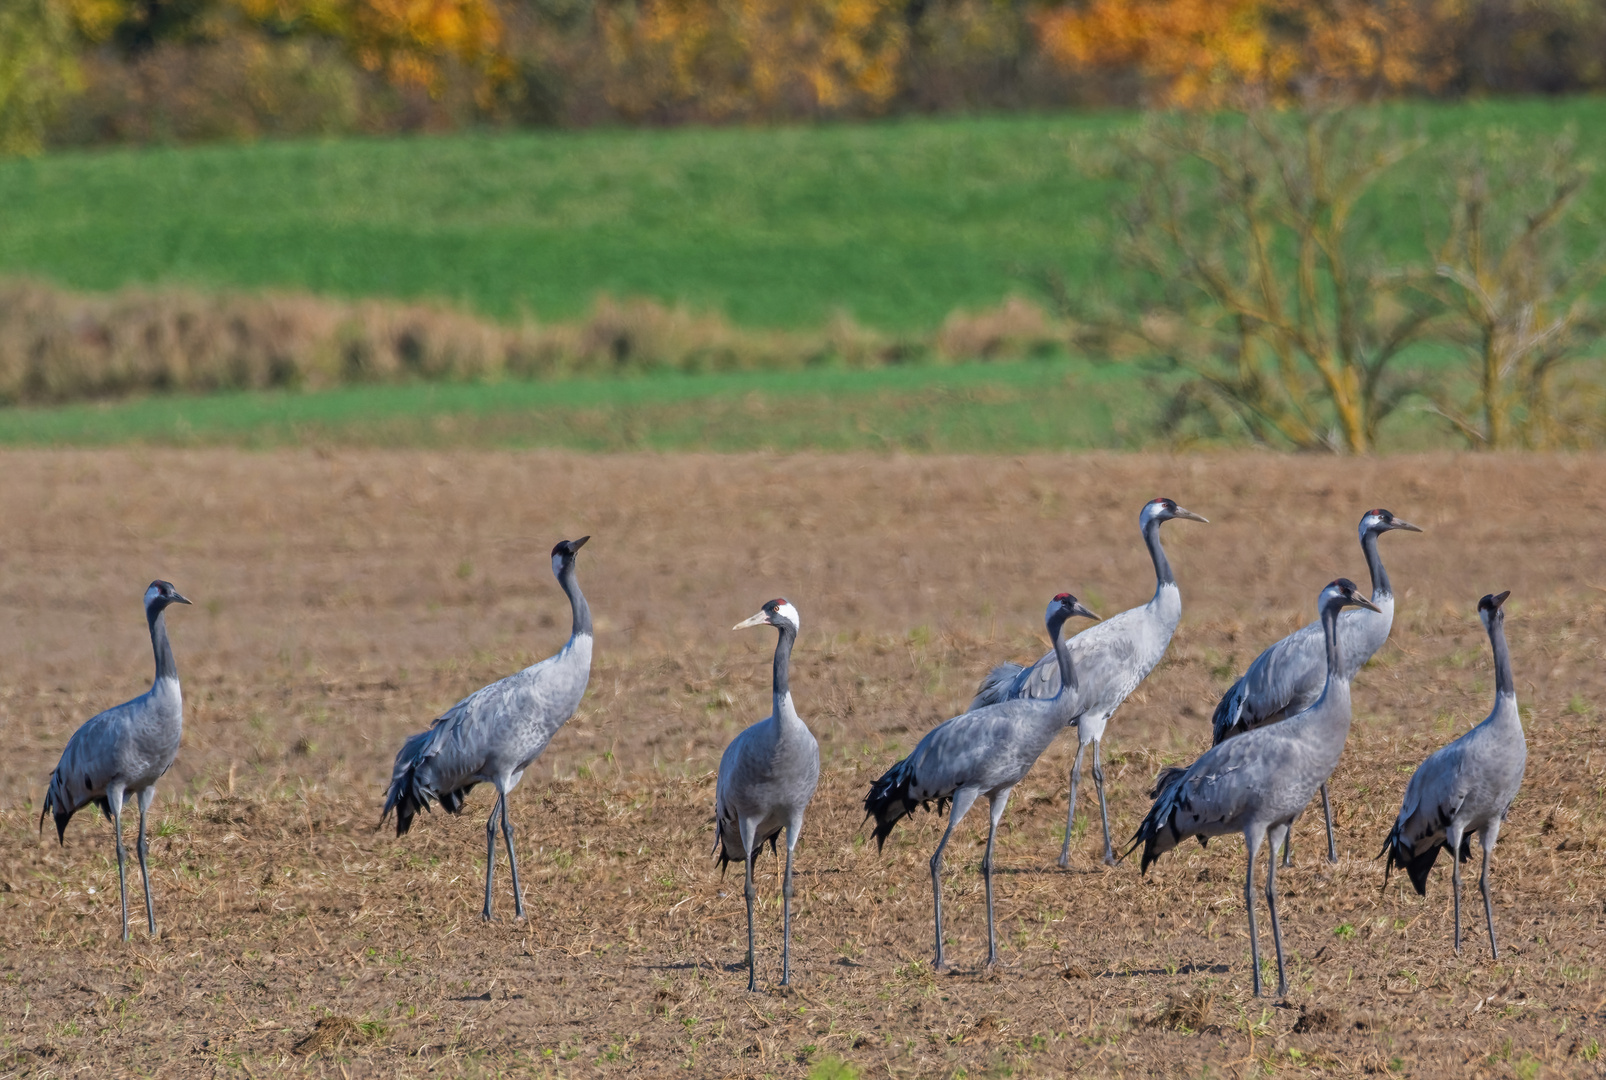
[1212, 509, 1421, 864]
[714, 599, 820, 991]
[41, 581, 193, 941]
[868, 593, 1098, 970]
[1381, 591, 1525, 959]
[971, 498, 1206, 866]
[1128, 579, 1380, 998]
[382, 537, 593, 921]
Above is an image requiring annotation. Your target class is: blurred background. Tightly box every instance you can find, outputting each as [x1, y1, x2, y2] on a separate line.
[0, 0, 1604, 452]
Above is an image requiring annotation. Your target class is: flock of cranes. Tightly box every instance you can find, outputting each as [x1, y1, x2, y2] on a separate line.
[38, 500, 1529, 1002]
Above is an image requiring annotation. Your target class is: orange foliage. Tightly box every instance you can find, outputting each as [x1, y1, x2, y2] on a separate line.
[1035, 0, 1465, 104]
[602, 0, 908, 119]
[232, 0, 502, 91]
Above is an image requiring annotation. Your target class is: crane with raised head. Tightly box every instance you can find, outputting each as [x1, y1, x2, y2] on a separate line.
[41, 580, 194, 941]
[970, 497, 1207, 867]
[1381, 591, 1525, 959]
[714, 598, 820, 992]
[381, 536, 593, 922]
[867, 592, 1098, 970]
[1128, 578, 1380, 999]
[1212, 508, 1422, 864]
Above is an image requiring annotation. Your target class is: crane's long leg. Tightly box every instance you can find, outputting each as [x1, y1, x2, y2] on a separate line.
[744, 846, 759, 992]
[481, 793, 502, 922]
[982, 791, 1012, 967]
[1448, 827, 1464, 954]
[931, 789, 979, 970]
[1059, 742, 1089, 869]
[1320, 782, 1338, 864]
[1091, 739, 1115, 866]
[1280, 813, 1296, 868]
[780, 835, 796, 986]
[500, 794, 526, 920]
[1265, 823, 1289, 999]
[108, 787, 130, 942]
[1479, 824, 1501, 960]
[136, 786, 158, 937]
[1243, 824, 1265, 997]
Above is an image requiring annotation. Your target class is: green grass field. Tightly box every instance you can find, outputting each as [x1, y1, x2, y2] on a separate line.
[4, 99, 1604, 333]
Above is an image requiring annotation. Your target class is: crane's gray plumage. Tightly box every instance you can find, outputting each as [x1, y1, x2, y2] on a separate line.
[381, 536, 593, 922]
[1128, 578, 1379, 998]
[40, 580, 193, 941]
[1211, 509, 1421, 864]
[714, 598, 820, 991]
[868, 593, 1098, 970]
[1381, 591, 1525, 959]
[970, 497, 1206, 866]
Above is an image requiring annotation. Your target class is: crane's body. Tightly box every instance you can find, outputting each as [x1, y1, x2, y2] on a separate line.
[1381, 591, 1525, 958]
[714, 599, 820, 990]
[970, 498, 1206, 866]
[1129, 579, 1379, 998]
[382, 537, 593, 921]
[1210, 509, 1421, 864]
[868, 593, 1098, 969]
[41, 581, 193, 941]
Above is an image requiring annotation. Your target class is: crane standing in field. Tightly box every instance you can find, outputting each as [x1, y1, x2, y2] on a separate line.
[971, 497, 1207, 866]
[41, 580, 194, 941]
[867, 592, 1099, 970]
[1212, 509, 1422, 864]
[382, 537, 593, 922]
[714, 598, 821, 991]
[1129, 578, 1380, 998]
[1381, 591, 1526, 959]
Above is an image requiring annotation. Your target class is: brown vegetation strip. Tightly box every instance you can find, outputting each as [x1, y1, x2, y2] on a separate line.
[0, 450, 1604, 1076]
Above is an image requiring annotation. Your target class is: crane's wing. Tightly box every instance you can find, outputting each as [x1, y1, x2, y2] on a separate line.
[971, 609, 1145, 711]
[40, 695, 152, 841]
[1211, 619, 1324, 742]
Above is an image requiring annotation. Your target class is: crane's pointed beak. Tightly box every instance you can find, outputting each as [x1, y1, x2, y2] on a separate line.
[172, 591, 193, 606]
[1173, 508, 1209, 524]
[733, 611, 770, 631]
[1391, 519, 1423, 533]
[1072, 601, 1099, 621]
[1353, 594, 1383, 613]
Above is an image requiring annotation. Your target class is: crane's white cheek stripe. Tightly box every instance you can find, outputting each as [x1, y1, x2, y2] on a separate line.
[777, 602, 800, 631]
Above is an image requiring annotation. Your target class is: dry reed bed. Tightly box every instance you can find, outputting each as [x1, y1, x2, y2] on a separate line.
[0, 280, 1062, 404]
[0, 450, 1603, 1077]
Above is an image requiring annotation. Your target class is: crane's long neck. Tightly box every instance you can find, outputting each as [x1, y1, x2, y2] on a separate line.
[1143, 517, 1174, 594]
[1360, 528, 1391, 600]
[1321, 599, 1345, 685]
[1049, 612, 1077, 699]
[559, 561, 592, 640]
[771, 622, 799, 723]
[148, 605, 179, 683]
[1487, 612, 1515, 711]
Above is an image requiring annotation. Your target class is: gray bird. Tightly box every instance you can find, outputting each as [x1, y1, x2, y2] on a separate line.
[1381, 591, 1525, 959]
[1129, 578, 1380, 998]
[867, 593, 1098, 970]
[382, 537, 593, 921]
[1212, 509, 1422, 865]
[41, 580, 193, 941]
[714, 598, 821, 991]
[970, 498, 1207, 866]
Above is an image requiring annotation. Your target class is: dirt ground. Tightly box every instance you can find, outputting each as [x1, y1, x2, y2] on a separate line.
[1, 449, 1604, 1078]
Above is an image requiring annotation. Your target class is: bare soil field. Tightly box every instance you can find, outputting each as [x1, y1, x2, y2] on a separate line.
[1, 449, 1604, 1078]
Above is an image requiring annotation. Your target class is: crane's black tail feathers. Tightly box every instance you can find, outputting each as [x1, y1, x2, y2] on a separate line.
[712, 827, 780, 875]
[864, 757, 951, 852]
[1209, 681, 1246, 746]
[969, 663, 1026, 711]
[38, 771, 85, 845]
[379, 729, 475, 837]
[1379, 827, 1473, 896]
[1127, 765, 1192, 874]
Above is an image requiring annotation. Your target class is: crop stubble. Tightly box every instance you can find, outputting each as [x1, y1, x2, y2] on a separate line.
[0, 449, 1603, 1077]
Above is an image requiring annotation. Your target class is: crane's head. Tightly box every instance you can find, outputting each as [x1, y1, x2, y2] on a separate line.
[733, 598, 800, 634]
[1140, 497, 1209, 529]
[1047, 592, 1099, 629]
[1319, 577, 1382, 615]
[1477, 590, 1511, 630]
[550, 536, 590, 578]
[143, 580, 192, 613]
[1359, 508, 1423, 539]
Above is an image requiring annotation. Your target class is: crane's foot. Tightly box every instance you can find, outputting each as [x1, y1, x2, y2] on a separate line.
[481, 910, 495, 923]
[1101, 851, 1117, 867]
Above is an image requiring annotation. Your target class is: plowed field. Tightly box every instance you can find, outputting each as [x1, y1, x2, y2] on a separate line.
[1, 450, 1603, 1078]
